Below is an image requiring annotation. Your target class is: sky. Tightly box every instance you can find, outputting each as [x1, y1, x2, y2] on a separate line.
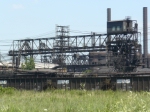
[0, 0, 150, 57]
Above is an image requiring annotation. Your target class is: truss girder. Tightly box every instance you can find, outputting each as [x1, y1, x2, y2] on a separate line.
[9, 34, 107, 56]
[9, 33, 141, 72]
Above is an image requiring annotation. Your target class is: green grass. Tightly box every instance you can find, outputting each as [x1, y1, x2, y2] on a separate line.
[0, 88, 150, 112]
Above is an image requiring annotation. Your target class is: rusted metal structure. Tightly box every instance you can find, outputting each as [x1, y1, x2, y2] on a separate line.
[0, 7, 150, 91]
[8, 18, 141, 72]
[0, 72, 150, 91]
[8, 33, 107, 72]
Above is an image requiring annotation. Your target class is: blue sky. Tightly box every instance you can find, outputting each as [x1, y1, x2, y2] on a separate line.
[0, 0, 149, 53]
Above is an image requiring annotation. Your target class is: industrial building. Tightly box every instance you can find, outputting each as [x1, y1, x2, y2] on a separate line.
[0, 7, 150, 91]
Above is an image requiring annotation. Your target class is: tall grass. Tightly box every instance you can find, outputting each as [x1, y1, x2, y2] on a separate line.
[0, 88, 150, 112]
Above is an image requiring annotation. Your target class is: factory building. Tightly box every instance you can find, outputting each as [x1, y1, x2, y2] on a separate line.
[0, 7, 150, 91]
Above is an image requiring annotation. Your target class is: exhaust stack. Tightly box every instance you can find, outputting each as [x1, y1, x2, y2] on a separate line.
[107, 8, 111, 42]
[143, 7, 148, 67]
[107, 8, 111, 21]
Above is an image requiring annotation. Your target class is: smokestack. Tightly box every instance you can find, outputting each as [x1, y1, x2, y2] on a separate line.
[107, 8, 111, 42]
[107, 8, 111, 66]
[107, 8, 111, 21]
[143, 7, 148, 67]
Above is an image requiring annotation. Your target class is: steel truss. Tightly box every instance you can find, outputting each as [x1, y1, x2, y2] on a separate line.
[9, 34, 107, 71]
[9, 32, 141, 72]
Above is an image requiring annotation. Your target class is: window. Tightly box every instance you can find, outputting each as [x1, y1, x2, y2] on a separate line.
[123, 24, 126, 31]
[116, 79, 131, 91]
[0, 80, 7, 84]
[117, 79, 130, 84]
[117, 26, 121, 31]
[57, 80, 69, 84]
[112, 26, 116, 31]
[57, 80, 70, 89]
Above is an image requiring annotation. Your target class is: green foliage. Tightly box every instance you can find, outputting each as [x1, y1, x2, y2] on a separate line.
[84, 69, 92, 74]
[80, 83, 86, 90]
[0, 90, 150, 111]
[43, 81, 56, 91]
[21, 57, 35, 70]
[0, 86, 16, 95]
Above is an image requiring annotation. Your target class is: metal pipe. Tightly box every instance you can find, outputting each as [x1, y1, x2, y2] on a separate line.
[143, 7, 148, 67]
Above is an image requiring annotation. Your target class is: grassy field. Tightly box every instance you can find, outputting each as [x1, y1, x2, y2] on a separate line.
[0, 87, 150, 112]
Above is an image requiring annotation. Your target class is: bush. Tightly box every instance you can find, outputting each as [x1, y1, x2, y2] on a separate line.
[21, 57, 35, 70]
[0, 86, 16, 94]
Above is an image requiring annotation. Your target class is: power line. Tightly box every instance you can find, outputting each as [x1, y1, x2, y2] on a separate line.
[23, 31, 55, 39]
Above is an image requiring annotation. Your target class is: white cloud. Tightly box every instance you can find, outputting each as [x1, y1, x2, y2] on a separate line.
[12, 4, 24, 10]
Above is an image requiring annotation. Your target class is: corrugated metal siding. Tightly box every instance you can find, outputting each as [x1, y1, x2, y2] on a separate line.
[1, 76, 150, 91]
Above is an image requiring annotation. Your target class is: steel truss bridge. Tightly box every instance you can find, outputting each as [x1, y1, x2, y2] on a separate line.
[9, 32, 141, 72]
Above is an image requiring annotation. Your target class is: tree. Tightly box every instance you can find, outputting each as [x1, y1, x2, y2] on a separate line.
[21, 57, 35, 70]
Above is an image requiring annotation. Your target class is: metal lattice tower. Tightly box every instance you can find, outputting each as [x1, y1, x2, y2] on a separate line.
[54, 25, 70, 69]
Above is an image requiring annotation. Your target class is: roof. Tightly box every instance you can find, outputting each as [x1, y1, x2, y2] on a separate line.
[0, 62, 59, 69]
[107, 19, 131, 22]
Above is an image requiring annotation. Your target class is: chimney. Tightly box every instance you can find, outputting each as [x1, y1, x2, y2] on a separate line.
[107, 8, 111, 21]
[143, 7, 148, 67]
[107, 8, 111, 67]
[107, 8, 111, 42]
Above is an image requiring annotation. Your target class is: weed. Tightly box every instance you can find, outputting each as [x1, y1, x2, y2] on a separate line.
[0, 90, 150, 112]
